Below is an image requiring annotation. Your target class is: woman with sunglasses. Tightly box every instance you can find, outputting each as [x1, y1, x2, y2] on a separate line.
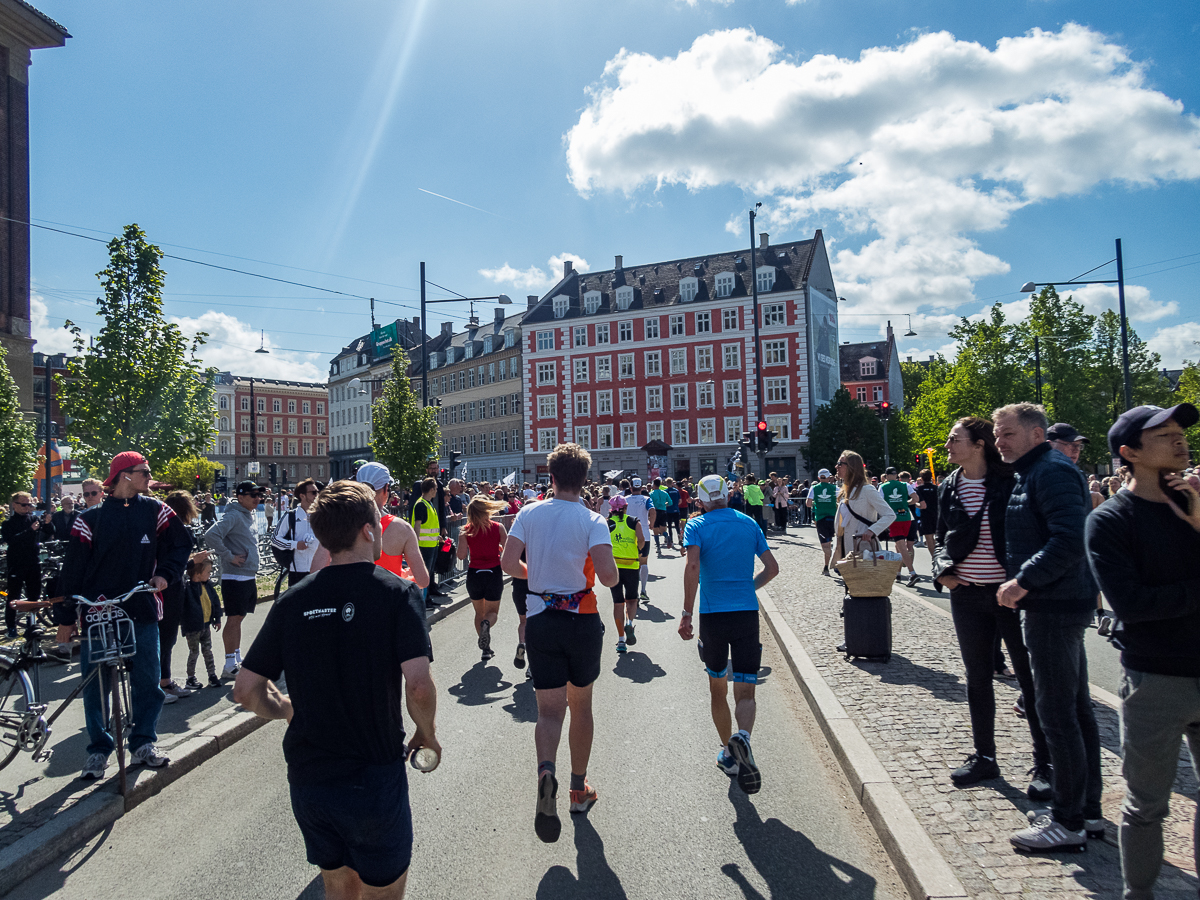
[833, 452, 896, 562]
[3, 491, 48, 638]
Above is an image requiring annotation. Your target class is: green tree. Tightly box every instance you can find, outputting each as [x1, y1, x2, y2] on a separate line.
[0, 343, 38, 498]
[160, 455, 224, 492]
[371, 349, 440, 487]
[900, 359, 929, 410]
[1175, 361, 1200, 453]
[805, 388, 887, 474]
[59, 225, 217, 473]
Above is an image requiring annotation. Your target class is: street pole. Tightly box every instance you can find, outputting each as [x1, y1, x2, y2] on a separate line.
[1115, 238, 1132, 411]
[882, 419, 890, 468]
[421, 261, 428, 408]
[749, 205, 764, 481]
[249, 378, 257, 483]
[43, 358, 53, 504]
[1034, 336, 1041, 405]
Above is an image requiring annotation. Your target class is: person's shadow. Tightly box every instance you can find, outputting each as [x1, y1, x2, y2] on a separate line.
[636, 602, 674, 624]
[725, 782, 878, 900]
[535, 816, 628, 899]
[612, 651, 666, 683]
[447, 663, 512, 706]
[501, 675, 538, 723]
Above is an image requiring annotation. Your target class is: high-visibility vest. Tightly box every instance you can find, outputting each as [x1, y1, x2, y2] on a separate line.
[410, 497, 440, 548]
[609, 513, 640, 570]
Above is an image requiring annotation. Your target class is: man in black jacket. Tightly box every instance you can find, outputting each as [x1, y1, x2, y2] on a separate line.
[994, 403, 1102, 853]
[3, 491, 46, 638]
[1085, 403, 1200, 898]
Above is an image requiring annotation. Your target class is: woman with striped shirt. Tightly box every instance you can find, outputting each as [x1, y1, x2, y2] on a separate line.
[933, 417, 1050, 800]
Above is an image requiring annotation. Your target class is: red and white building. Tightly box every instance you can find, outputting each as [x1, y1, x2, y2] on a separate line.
[839, 322, 905, 409]
[521, 231, 840, 482]
[224, 376, 329, 489]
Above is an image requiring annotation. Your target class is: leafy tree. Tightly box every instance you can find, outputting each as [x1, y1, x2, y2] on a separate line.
[160, 455, 224, 492]
[1174, 361, 1200, 453]
[900, 359, 929, 410]
[0, 343, 38, 499]
[371, 348, 440, 487]
[59, 225, 217, 473]
[805, 388, 887, 474]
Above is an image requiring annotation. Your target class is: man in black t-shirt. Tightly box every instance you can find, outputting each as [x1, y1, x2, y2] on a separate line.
[235, 481, 438, 899]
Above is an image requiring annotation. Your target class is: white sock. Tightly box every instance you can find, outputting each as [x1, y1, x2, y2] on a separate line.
[234, 649, 242, 664]
[225, 653, 236, 666]
[639, 566, 648, 593]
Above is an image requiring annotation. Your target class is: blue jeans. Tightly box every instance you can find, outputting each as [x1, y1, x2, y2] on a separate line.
[81, 621, 164, 757]
[1021, 609, 1103, 831]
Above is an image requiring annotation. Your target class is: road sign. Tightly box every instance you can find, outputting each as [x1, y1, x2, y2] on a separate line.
[247, 461, 261, 475]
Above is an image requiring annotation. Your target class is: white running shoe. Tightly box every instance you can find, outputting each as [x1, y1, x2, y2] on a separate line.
[80, 752, 108, 780]
[1010, 814, 1086, 852]
[131, 744, 170, 769]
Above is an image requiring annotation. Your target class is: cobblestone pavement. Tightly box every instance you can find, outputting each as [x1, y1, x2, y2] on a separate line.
[767, 527, 1198, 900]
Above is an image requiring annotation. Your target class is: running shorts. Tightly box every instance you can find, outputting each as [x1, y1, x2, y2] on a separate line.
[815, 517, 835, 545]
[525, 609, 603, 690]
[610, 568, 639, 604]
[639, 541, 650, 559]
[907, 519, 920, 542]
[887, 521, 912, 541]
[466, 566, 504, 604]
[511, 576, 529, 618]
[290, 761, 412, 888]
[698, 610, 761, 683]
[221, 579, 257, 617]
[919, 516, 938, 537]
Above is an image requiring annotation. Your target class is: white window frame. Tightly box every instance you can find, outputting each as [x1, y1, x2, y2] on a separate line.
[716, 273, 735, 299]
[621, 423, 637, 448]
[619, 388, 636, 414]
[538, 428, 557, 451]
[697, 381, 714, 408]
[574, 325, 588, 347]
[695, 345, 713, 372]
[764, 339, 787, 365]
[672, 420, 689, 446]
[574, 359, 589, 383]
[724, 380, 742, 406]
[670, 314, 685, 337]
[873, 385, 884, 402]
[679, 276, 698, 303]
[597, 390, 613, 414]
[574, 426, 591, 449]
[646, 386, 663, 412]
[598, 424, 614, 449]
[766, 415, 791, 440]
[644, 350, 661, 376]
[672, 384, 688, 410]
[596, 323, 611, 344]
[756, 267, 776, 293]
[537, 330, 553, 350]
[553, 295, 569, 319]
[538, 394, 557, 419]
[860, 358, 877, 377]
[724, 417, 743, 444]
[765, 377, 789, 404]
[762, 303, 785, 327]
[644, 317, 660, 340]
[695, 311, 711, 333]
[584, 290, 602, 314]
[616, 287, 634, 310]
[596, 356, 611, 381]
[669, 348, 687, 375]
[618, 320, 633, 342]
[698, 418, 716, 445]
[856, 386, 868, 402]
[723, 344, 741, 369]
[575, 392, 590, 416]
[537, 361, 556, 385]
[646, 421, 664, 442]
[618, 353, 634, 379]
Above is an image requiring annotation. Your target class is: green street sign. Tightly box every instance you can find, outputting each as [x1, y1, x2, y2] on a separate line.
[373, 322, 398, 355]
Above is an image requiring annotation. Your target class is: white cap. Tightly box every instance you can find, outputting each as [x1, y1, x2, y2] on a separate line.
[818, 468, 832, 478]
[696, 474, 728, 502]
[631, 477, 642, 488]
[355, 461, 392, 491]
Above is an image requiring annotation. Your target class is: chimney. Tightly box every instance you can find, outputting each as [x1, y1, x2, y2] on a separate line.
[440, 321, 453, 337]
[886, 321, 894, 341]
[907, 356, 912, 362]
[527, 294, 539, 309]
[614, 255, 623, 270]
[494, 307, 505, 326]
[759, 233, 769, 250]
[412, 316, 420, 326]
[928, 355, 934, 362]
[563, 260, 574, 277]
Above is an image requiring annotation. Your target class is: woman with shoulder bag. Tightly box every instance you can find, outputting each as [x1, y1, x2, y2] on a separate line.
[933, 416, 1050, 801]
[834, 451, 896, 562]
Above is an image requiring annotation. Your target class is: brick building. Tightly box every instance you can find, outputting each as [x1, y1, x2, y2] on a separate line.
[839, 322, 904, 409]
[228, 377, 328, 488]
[521, 231, 840, 482]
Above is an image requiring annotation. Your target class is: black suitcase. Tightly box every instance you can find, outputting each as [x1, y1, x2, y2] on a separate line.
[841, 594, 891, 662]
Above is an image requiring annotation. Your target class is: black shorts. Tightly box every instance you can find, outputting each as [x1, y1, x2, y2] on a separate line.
[698, 610, 762, 683]
[221, 579, 257, 617]
[815, 517, 836, 544]
[466, 566, 504, 604]
[919, 517, 937, 536]
[511, 576, 529, 618]
[907, 519, 920, 542]
[290, 761, 412, 888]
[525, 609, 603, 690]
[639, 541, 650, 559]
[610, 568, 639, 604]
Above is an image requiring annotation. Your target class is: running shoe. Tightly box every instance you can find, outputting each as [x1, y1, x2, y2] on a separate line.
[1027, 763, 1053, 802]
[624, 622, 636, 646]
[478, 620, 492, 654]
[162, 692, 178, 705]
[481, 648, 495, 662]
[80, 752, 109, 780]
[184, 675, 203, 692]
[569, 781, 599, 814]
[727, 731, 760, 794]
[534, 771, 561, 843]
[639, 590, 650, 604]
[822, 566, 830, 577]
[221, 662, 240, 679]
[616, 639, 627, 655]
[49, 644, 73, 663]
[207, 675, 222, 688]
[717, 748, 739, 776]
[162, 680, 193, 699]
[1010, 814, 1086, 853]
[131, 744, 170, 768]
[513, 643, 526, 669]
[950, 753, 1000, 787]
[1026, 808, 1104, 839]
[906, 572, 920, 588]
[1014, 693, 1027, 718]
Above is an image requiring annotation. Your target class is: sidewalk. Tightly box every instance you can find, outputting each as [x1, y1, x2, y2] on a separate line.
[765, 527, 1197, 900]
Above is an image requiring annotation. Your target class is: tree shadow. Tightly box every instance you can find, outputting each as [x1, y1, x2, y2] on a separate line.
[612, 651, 667, 684]
[535, 815, 627, 900]
[850, 653, 966, 704]
[447, 663, 512, 706]
[726, 781, 879, 900]
[501, 675, 538, 723]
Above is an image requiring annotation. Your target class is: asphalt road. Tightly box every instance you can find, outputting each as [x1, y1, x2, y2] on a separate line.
[10, 550, 906, 900]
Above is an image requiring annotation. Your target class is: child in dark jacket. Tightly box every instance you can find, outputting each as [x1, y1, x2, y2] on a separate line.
[181, 556, 223, 690]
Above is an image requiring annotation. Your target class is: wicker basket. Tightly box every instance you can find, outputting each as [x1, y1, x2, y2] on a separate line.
[836, 535, 902, 597]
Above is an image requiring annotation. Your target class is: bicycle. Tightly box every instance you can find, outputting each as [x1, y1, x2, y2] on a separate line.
[0, 583, 153, 794]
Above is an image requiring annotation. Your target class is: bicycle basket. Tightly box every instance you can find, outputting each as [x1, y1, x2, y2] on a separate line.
[82, 604, 137, 662]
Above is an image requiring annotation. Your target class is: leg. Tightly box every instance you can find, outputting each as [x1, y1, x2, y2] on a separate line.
[949, 593, 999, 759]
[565, 681, 595, 778]
[472, 598, 487, 636]
[611, 603, 625, 640]
[708, 675, 733, 745]
[924, 531, 938, 565]
[321, 866, 409, 900]
[200, 629, 217, 678]
[517, 615, 526, 646]
[732, 682, 757, 735]
[158, 583, 184, 685]
[996, 605, 1048, 764]
[222, 615, 244, 657]
[534, 686, 568, 765]
[481, 600, 500, 630]
[79, 636, 116, 757]
[624, 598, 638, 631]
[128, 622, 165, 752]
[185, 632, 201, 679]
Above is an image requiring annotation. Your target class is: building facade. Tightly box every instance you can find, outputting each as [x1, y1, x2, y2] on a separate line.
[209, 372, 237, 492]
[425, 307, 526, 484]
[228, 377, 327, 488]
[839, 322, 905, 409]
[521, 232, 839, 483]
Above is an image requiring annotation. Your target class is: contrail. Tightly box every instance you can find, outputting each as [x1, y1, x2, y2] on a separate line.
[418, 188, 517, 222]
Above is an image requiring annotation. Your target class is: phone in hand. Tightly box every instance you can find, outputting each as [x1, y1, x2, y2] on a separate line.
[1160, 473, 1193, 516]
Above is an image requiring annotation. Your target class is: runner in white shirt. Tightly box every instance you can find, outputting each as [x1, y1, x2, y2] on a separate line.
[620, 479, 655, 603]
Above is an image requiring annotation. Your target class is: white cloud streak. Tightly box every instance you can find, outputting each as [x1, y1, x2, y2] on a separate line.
[479, 253, 592, 292]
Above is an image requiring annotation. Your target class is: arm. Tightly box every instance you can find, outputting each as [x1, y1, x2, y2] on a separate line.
[754, 549, 779, 590]
[501, 535, 528, 579]
[590, 542, 620, 589]
[233, 668, 293, 722]
[456, 528, 470, 561]
[403, 656, 440, 769]
[1014, 470, 1089, 592]
[204, 516, 235, 568]
[392, 520, 430, 589]
[1086, 508, 1200, 623]
[648, 507, 657, 529]
[679, 545, 700, 640]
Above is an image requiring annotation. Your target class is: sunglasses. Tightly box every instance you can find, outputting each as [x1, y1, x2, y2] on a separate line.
[15, 501, 33, 507]
[83, 490, 101, 497]
[130, 468, 152, 477]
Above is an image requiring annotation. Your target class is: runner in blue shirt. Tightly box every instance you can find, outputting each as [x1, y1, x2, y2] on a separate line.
[679, 474, 779, 795]
[648, 479, 672, 555]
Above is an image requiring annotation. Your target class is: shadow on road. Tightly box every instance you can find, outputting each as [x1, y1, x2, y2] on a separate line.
[501, 676, 538, 723]
[447, 663, 512, 706]
[725, 781, 878, 900]
[635, 602, 674, 624]
[535, 815, 627, 900]
[612, 651, 666, 684]
[854, 654, 965, 704]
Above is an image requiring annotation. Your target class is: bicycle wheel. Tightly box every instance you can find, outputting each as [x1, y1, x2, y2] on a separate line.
[0, 666, 35, 770]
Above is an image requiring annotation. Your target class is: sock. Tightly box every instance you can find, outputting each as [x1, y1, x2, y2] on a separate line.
[639, 566, 648, 593]
[225, 653, 236, 667]
[570, 772, 586, 792]
[235, 649, 242, 663]
[538, 760, 555, 779]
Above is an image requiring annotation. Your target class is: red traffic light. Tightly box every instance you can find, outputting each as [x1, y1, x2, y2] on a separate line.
[756, 421, 768, 432]
[880, 401, 890, 411]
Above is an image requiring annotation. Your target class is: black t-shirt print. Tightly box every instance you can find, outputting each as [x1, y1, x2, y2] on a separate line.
[242, 561, 432, 785]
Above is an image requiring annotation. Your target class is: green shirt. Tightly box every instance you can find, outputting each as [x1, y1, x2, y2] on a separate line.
[649, 489, 670, 511]
[809, 482, 838, 520]
[880, 480, 913, 522]
[743, 484, 764, 506]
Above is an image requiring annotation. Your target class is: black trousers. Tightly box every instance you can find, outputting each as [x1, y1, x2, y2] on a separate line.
[158, 580, 185, 680]
[5, 566, 41, 632]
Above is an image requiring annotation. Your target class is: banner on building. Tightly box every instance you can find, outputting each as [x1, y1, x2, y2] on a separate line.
[807, 286, 839, 412]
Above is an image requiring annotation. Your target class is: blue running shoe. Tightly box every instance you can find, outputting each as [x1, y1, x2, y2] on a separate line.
[727, 731, 760, 794]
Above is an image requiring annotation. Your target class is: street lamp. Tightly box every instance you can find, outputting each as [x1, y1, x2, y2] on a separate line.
[247, 338, 269, 484]
[904, 315, 917, 337]
[1020, 238, 1131, 411]
[419, 261, 511, 407]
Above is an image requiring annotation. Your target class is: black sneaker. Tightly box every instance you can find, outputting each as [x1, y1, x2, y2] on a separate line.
[208, 675, 221, 688]
[478, 620, 492, 654]
[906, 572, 920, 588]
[513, 643, 526, 669]
[950, 753, 1000, 787]
[822, 566, 830, 576]
[1027, 762, 1053, 802]
[534, 771, 561, 843]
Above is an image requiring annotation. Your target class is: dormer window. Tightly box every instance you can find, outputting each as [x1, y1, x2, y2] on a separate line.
[584, 290, 602, 314]
[859, 357, 878, 377]
[715, 272, 735, 299]
[484, 336, 493, 353]
[679, 277, 698, 303]
[756, 267, 775, 293]
[446, 347, 456, 364]
[429, 353, 438, 370]
[504, 329, 515, 348]
[615, 286, 634, 310]
[553, 295, 569, 319]
[464, 342, 474, 359]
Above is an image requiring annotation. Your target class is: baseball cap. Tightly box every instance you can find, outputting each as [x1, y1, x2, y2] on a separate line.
[235, 480, 262, 495]
[631, 477, 642, 488]
[355, 461, 393, 491]
[609, 495, 628, 511]
[1047, 422, 1088, 444]
[817, 468, 832, 478]
[696, 474, 728, 502]
[1108, 403, 1199, 458]
[883, 466, 897, 476]
[103, 451, 149, 488]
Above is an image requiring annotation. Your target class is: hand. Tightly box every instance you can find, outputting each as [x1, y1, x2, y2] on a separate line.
[678, 613, 694, 641]
[1162, 473, 1200, 531]
[148, 575, 169, 592]
[212, 620, 222, 633]
[937, 574, 964, 590]
[30, 519, 39, 531]
[407, 728, 442, 772]
[996, 578, 1027, 609]
[232, 554, 247, 567]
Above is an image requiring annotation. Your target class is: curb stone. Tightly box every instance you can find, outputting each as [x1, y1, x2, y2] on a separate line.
[758, 587, 969, 900]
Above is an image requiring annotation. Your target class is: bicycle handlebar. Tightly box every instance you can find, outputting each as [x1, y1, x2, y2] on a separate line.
[11, 583, 156, 613]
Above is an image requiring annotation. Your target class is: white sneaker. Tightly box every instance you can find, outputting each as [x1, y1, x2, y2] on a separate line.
[80, 752, 108, 780]
[1026, 808, 1104, 838]
[222, 662, 240, 679]
[1010, 814, 1085, 852]
[131, 743, 170, 768]
[162, 692, 178, 705]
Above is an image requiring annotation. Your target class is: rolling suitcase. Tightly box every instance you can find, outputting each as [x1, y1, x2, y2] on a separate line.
[841, 594, 891, 662]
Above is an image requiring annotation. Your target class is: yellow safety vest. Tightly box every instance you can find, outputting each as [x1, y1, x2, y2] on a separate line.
[609, 513, 640, 570]
[411, 497, 440, 548]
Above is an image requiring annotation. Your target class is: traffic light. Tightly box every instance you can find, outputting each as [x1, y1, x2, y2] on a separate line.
[914, 453, 923, 471]
[195, 474, 201, 493]
[740, 429, 755, 455]
[760, 429, 778, 453]
[448, 451, 462, 474]
[268, 463, 277, 483]
[877, 400, 892, 420]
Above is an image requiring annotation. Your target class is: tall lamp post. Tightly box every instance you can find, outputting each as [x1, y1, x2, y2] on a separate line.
[1020, 238, 1131, 411]
[247, 331, 269, 484]
[748, 204, 765, 482]
[419, 262, 512, 407]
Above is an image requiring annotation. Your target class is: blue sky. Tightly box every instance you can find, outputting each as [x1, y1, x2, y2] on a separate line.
[27, 0, 1200, 382]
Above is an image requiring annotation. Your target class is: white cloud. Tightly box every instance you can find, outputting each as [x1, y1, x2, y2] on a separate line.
[566, 25, 1200, 315]
[1146, 322, 1200, 368]
[680, 0, 734, 5]
[30, 295, 84, 355]
[168, 311, 326, 382]
[479, 252, 592, 292]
